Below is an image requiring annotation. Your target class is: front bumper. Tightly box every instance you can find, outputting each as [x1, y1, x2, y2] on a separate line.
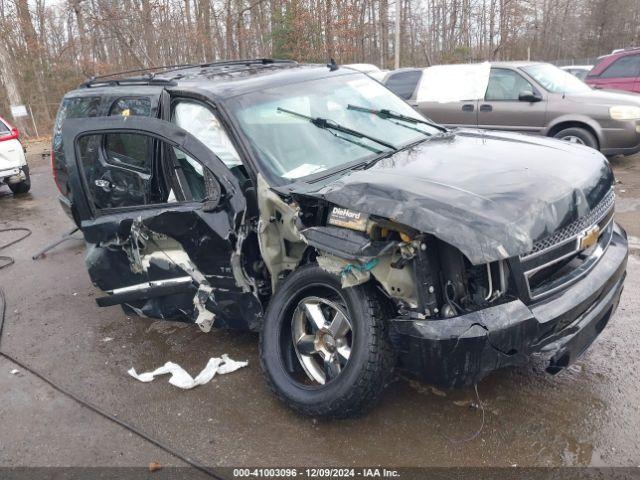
[600, 121, 640, 156]
[0, 165, 28, 185]
[389, 223, 628, 388]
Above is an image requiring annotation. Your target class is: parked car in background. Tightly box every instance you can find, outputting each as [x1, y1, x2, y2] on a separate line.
[586, 48, 640, 93]
[384, 61, 640, 156]
[561, 65, 593, 81]
[0, 116, 30, 194]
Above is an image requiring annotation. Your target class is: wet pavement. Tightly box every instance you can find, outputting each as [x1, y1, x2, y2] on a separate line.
[0, 142, 639, 467]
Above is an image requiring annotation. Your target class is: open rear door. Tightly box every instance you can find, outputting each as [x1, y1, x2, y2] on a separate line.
[62, 116, 262, 331]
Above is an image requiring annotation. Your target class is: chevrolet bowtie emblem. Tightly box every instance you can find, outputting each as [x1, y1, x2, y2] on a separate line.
[579, 225, 601, 250]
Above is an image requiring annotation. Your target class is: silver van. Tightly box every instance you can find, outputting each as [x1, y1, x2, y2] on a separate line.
[384, 62, 640, 157]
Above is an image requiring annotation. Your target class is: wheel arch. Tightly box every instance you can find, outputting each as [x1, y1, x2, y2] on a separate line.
[545, 116, 602, 149]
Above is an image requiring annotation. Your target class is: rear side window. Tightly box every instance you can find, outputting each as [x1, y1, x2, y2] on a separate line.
[600, 55, 640, 78]
[52, 96, 102, 152]
[385, 71, 422, 100]
[110, 97, 152, 117]
[52, 96, 103, 196]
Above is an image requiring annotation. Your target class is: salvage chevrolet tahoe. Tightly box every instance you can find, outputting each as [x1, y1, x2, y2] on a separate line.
[52, 59, 628, 418]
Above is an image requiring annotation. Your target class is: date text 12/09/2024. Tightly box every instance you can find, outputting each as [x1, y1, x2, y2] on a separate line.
[232, 468, 401, 478]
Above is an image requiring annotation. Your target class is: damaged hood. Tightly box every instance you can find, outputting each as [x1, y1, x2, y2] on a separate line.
[291, 129, 614, 264]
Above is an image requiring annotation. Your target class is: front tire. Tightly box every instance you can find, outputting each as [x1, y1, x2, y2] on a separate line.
[260, 264, 394, 418]
[553, 127, 598, 150]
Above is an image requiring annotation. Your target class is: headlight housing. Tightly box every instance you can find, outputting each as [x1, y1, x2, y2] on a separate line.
[609, 105, 640, 121]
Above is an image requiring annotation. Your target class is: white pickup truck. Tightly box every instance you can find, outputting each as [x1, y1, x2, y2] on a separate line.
[0, 116, 30, 195]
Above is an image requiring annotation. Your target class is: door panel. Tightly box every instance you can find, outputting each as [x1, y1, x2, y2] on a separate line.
[63, 116, 262, 331]
[414, 100, 478, 128]
[589, 54, 640, 93]
[477, 68, 547, 134]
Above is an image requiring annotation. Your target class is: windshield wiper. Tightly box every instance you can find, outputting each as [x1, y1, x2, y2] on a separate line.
[276, 107, 397, 152]
[347, 104, 447, 133]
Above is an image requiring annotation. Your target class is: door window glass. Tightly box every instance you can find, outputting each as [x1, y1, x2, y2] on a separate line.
[77, 130, 215, 212]
[172, 148, 206, 201]
[172, 101, 241, 168]
[104, 134, 151, 172]
[485, 69, 534, 100]
[78, 133, 154, 211]
[385, 70, 422, 99]
[601, 55, 640, 78]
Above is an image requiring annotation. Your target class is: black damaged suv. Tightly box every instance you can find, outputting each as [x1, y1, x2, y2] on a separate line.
[52, 59, 628, 418]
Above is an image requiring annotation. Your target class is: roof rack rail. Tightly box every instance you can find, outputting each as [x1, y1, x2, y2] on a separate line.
[79, 76, 179, 88]
[79, 58, 298, 88]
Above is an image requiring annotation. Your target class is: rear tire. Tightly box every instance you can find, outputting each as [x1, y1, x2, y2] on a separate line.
[260, 264, 394, 419]
[553, 127, 598, 150]
[9, 166, 30, 195]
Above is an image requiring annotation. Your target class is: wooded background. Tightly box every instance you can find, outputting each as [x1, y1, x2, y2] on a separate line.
[1, 0, 640, 136]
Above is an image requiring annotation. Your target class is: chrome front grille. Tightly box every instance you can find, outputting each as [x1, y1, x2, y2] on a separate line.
[520, 189, 615, 300]
[525, 189, 615, 257]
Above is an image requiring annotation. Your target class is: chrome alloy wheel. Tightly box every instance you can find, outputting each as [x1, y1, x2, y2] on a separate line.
[560, 135, 585, 144]
[291, 296, 353, 385]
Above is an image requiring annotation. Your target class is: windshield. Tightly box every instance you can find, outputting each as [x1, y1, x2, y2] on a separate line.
[228, 74, 439, 181]
[522, 64, 592, 94]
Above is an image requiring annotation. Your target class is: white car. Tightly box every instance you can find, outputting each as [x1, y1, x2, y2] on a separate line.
[0, 116, 30, 194]
[560, 65, 593, 81]
[343, 63, 388, 81]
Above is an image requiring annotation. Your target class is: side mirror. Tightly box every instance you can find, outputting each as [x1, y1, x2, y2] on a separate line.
[202, 169, 222, 212]
[519, 90, 542, 102]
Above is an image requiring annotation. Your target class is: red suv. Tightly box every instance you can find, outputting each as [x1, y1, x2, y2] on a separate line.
[586, 48, 640, 93]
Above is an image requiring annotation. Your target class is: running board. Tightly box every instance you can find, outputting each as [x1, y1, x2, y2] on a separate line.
[96, 277, 194, 307]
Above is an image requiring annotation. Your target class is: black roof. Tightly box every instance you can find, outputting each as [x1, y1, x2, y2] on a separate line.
[77, 59, 360, 99]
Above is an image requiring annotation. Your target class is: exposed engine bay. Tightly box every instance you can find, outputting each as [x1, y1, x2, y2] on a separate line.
[252, 174, 513, 324]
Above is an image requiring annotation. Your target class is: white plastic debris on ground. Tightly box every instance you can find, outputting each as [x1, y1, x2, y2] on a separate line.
[128, 354, 248, 389]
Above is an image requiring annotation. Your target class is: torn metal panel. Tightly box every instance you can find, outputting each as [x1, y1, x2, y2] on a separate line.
[283, 129, 614, 265]
[83, 206, 263, 330]
[316, 249, 418, 306]
[256, 174, 306, 289]
[370, 254, 418, 308]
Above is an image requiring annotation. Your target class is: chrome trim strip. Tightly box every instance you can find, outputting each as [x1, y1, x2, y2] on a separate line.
[524, 240, 581, 276]
[521, 233, 581, 262]
[109, 276, 193, 295]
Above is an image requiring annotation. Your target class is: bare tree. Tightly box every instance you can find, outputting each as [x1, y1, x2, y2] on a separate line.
[1, 0, 639, 136]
